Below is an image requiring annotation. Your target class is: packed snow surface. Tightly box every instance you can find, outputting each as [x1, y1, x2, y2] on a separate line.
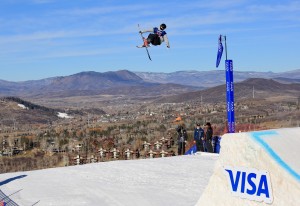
[1, 127, 299, 206]
[0, 154, 218, 206]
[196, 127, 300, 206]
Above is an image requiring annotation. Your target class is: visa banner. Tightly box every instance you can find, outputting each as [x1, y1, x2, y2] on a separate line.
[225, 60, 235, 133]
[223, 166, 273, 204]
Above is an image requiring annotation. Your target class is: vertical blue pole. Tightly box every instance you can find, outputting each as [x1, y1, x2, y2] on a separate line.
[229, 61, 235, 133]
[225, 61, 231, 132]
[225, 60, 235, 133]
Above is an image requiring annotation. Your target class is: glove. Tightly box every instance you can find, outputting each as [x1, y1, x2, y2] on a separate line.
[139, 31, 142, 34]
[167, 45, 170, 48]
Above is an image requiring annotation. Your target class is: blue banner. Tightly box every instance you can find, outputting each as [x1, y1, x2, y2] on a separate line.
[185, 144, 197, 155]
[229, 62, 235, 132]
[225, 60, 235, 133]
[216, 35, 223, 68]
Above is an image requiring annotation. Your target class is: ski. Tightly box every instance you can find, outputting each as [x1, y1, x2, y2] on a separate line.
[138, 24, 152, 61]
[0, 189, 23, 201]
[136, 45, 150, 49]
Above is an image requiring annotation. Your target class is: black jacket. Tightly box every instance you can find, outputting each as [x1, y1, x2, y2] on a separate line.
[177, 128, 188, 143]
[206, 128, 213, 141]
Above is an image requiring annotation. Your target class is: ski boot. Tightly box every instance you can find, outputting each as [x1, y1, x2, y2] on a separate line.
[143, 38, 150, 47]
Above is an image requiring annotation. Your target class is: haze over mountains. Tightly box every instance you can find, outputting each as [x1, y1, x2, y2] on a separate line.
[0, 70, 200, 98]
[1, 70, 299, 125]
[135, 69, 300, 87]
[0, 69, 299, 98]
[155, 78, 300, 104]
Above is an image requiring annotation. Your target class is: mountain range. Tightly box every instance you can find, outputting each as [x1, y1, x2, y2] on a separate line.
[0, 70, 145, 96]
[135, 69, 300, 87]
[0, 69, 299, 98]
[1, 71, 299, 124]
[0, 70, 199, 98]
[155, 78, 300, 104]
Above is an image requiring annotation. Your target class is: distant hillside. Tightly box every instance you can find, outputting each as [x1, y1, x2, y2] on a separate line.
[154, 78, 300, 103]
[0, 69, 299, 99]
[98, 83, 200, 97]
[0, 70, 198, 98]
[0, 97, 106, 126]
[135, 69, 300, 88]
[43, 70, 145, 91]
[273, 77, 300, 84]
[0, 97, 61, 125]
[0, 70, 145, 96]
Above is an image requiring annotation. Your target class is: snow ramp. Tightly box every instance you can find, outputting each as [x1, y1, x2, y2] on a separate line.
[196, 127, 300, 206]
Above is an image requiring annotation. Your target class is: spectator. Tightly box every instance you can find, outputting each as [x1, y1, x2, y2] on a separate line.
[205, 122, 214, 153]
[176, 125, 188, 155]
[135, 149, 140, 159]
[194, 123, 204, 152]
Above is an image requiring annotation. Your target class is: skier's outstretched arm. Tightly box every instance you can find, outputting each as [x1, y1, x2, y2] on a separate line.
[139, 28, 153, 34]
[164, 35, 170, 48]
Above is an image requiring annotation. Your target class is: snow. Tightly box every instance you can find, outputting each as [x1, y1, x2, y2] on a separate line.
[196, 127, 300, 206]
[17, 104, 28, 110]
[57, 112, 72, 119]
[1, 128, 299, 206]
[0, 154, 218, 206]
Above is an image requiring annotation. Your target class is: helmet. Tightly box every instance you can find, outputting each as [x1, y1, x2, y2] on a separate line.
[160, 23, 167, 30]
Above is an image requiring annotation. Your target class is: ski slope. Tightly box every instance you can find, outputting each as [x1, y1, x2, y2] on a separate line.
[196, 127, 300, 206]
[1, 127, 299, 206]
[0, 154, 218, 206]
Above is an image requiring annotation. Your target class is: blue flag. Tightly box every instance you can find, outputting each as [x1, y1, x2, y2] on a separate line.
[216, 35, 223, 68]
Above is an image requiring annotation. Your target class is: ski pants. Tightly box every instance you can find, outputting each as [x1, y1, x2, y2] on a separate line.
[202, 140, 208, 152]
[147, 33, 161, 45]
[206, 140, 213, 153]
[202, 140, 213, 153]
[178, 141, 186, 155]
[195, 140, 203, 152]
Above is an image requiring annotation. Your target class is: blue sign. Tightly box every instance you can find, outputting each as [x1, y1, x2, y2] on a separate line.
[225, 60, 235, 133]
[185, 145, 197, 155]
[224, 166, 273, 204]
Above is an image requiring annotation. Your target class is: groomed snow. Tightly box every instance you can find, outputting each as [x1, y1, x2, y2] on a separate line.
[0, 154, 218, 206]
[196, 127, 300, 206]
[1, 128, 299, 206]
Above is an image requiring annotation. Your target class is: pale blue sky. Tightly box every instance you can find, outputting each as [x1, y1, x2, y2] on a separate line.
[0, 0, 300, 81]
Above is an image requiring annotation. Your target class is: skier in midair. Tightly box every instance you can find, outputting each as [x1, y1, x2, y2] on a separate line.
[138, 23, 170, 48]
